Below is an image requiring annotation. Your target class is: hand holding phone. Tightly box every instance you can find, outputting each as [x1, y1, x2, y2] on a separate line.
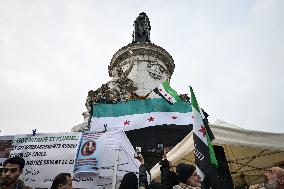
[134, 154, 143, 161]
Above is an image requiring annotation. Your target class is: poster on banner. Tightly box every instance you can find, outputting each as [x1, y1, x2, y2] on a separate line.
[0, 136, 14, 166]
[9, 132, 97, 188]
[74, 131, 105, 174]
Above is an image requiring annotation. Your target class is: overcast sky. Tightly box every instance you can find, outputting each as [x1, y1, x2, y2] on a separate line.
[0, 0, 283, 135]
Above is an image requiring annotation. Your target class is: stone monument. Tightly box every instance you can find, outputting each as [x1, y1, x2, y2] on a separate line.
[72, 13, 175, 132]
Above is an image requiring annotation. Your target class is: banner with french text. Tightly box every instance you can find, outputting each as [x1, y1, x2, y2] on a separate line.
[9, 132, 96, 188]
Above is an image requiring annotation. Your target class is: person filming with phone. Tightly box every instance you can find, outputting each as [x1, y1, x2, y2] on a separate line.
[119, 147, 150, 189]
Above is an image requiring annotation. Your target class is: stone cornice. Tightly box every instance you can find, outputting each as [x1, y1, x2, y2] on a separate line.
[109, 42, 175, 77]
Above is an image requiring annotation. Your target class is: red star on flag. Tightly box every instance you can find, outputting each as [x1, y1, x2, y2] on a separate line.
[168, 97, 172, 101]
[164, 93, 167, 96]
[124, 120, 130, 126]
[159, 88, 163, 92]
[171, 116, 177, 119]
[198, 125, 206, 137]
[192, 116, 195, 119]
[148, 117, 155, 122]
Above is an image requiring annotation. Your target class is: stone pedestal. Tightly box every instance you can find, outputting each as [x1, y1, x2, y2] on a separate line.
[72, 42, 175, 132]
[109, 42, 175, 97]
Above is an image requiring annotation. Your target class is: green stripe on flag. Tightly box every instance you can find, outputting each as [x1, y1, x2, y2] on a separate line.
[93, 98, 192, 117]
[206, 131, 219, 168]
[163, 80, 181, 101]
[189, 86, 200, 113]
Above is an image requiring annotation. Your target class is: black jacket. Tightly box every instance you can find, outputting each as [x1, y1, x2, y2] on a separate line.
[160, 159, 179, 189]
[139, 164, 149, 188]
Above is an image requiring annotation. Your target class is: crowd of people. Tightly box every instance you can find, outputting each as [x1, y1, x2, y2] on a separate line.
[120, 154, 284, 189]
[0, 156, 283, 189]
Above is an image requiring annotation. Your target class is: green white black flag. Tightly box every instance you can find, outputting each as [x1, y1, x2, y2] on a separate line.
[190, 86, 220, 189]
[90, 98, 192, 132]
[156, 80, 181, 104]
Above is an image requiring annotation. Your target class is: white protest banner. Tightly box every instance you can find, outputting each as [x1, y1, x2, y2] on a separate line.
[9, 132, 97, 188]
[2, 130, 140, 188]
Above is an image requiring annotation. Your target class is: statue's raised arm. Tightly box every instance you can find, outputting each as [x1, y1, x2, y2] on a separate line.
[132, 12, 151, 43]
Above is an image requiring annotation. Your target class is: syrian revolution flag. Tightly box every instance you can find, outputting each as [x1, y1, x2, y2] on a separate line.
[155, 80, 181, 104]
[90, 98, 192, 132]
[190, 86, 220, 189]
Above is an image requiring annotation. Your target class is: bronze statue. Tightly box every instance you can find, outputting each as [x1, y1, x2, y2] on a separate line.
[132, 12, 151, 43]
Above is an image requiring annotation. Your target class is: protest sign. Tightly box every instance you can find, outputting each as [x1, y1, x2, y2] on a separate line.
[9, 132, 96, 188]
[74, 131, 105, 174]
[1, 130, 140, 188]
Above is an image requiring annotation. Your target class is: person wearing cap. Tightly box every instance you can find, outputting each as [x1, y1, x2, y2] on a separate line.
[173, 163, 201, 189]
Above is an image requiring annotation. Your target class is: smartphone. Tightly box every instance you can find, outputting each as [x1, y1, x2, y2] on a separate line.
[134, 146, 141, 158]
[156, 143, 164, 158]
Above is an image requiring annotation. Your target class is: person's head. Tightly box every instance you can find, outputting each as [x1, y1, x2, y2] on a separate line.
[264, 167, 284, 189]
[0, 144, 5, 151]
[2, 156, 25, 185]
[119, 172, 138, 189]
[51, 173, 73, 189]
[176, 163, 201, 187]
